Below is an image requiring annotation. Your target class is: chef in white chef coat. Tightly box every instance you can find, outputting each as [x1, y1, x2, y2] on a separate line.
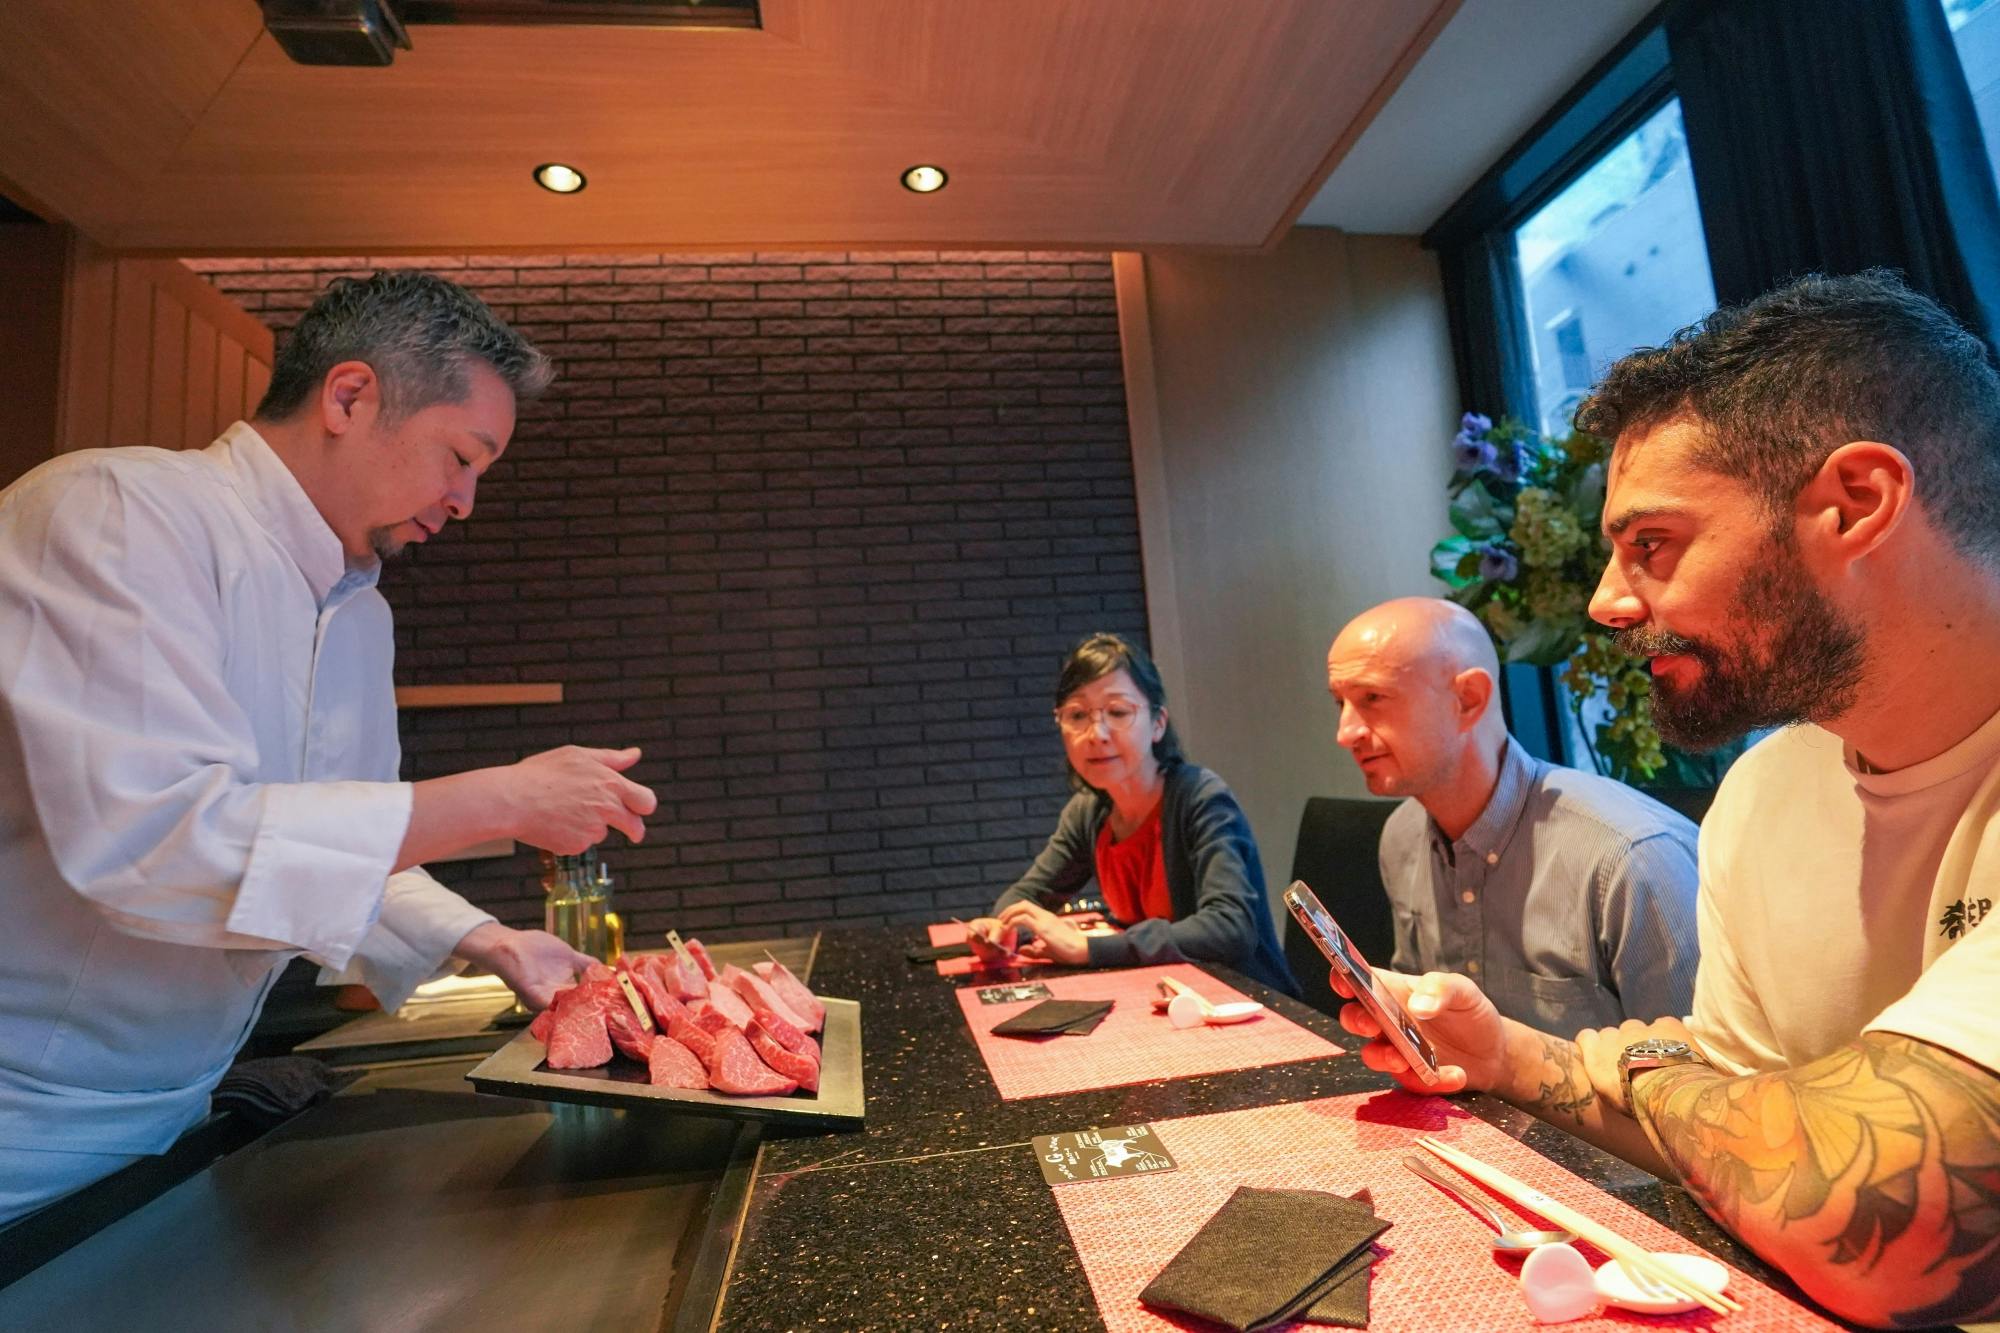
[0, 270, 658, 1223]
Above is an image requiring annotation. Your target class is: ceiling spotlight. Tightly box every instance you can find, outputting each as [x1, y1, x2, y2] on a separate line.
[533, 163, 587, 194]
[900, 164, 948, 194]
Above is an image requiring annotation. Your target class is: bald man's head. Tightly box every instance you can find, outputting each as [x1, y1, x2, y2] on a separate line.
[1327, 597, 1505, 799]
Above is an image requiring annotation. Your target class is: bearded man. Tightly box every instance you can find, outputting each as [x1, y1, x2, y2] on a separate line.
[1328, 271, 2000, 1329]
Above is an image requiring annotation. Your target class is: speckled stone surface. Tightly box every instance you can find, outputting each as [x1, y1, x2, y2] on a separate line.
[712, 927, 1821, 1331]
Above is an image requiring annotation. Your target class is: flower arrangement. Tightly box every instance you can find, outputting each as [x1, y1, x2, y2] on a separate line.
[1430, 412, 1681, 782]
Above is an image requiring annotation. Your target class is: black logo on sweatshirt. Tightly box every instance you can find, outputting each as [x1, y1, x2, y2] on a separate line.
[1939, 897, 1991, 940]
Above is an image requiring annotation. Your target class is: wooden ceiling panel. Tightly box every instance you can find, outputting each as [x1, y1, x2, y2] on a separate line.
[0, 0, 1455, 253]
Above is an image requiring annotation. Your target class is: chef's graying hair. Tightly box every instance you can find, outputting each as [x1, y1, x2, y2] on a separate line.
[256, 270, 553, 424]
[1056, 632, 1184, 792]
[1576, 269, 2000, 566]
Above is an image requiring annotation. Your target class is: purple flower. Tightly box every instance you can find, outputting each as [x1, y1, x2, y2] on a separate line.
[1486, 443, 1525, 483]
[1478, 545, 1519, 582]
[1460, 412, 1493, 436]
[1454, 435, 1497, 472]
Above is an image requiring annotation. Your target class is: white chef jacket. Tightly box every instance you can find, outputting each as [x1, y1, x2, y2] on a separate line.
[0, 423, 493, 1157]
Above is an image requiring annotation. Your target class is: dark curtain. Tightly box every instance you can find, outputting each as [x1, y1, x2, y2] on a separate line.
[1669, 0, 2000, 346]
[1434, 232, 1565, 760]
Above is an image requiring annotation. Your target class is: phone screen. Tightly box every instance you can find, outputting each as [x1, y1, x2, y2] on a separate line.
[1283, 880, 1442, 1085]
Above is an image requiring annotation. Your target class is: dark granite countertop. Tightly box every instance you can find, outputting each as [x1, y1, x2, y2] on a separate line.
[712, 926, 1831, 1332]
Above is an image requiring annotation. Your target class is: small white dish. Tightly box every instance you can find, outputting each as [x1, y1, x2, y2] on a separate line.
[1594, 1252, 1731, 1314]
[1520, 1242, 1599, 1323]
[1166, 992, 1206, 1028]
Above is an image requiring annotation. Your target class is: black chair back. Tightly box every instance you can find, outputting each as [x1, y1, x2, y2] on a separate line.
[1284, 796, 1400, 1018]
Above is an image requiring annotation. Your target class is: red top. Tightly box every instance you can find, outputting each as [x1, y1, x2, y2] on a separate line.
[1094, 801, 1173, 924]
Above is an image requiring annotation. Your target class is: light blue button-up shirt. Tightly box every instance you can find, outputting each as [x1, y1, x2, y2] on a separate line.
[1378, 737, 1701, 1037]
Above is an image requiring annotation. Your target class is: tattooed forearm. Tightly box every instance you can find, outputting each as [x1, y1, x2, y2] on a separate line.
[1631, 1033, 2000, 1328]
[1523, 1033, 1596, 1125]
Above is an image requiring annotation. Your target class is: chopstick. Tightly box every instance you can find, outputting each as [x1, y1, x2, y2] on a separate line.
[1416, 1137, 1741, 1316]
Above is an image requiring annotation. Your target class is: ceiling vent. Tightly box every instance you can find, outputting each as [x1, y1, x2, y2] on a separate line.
[262, 0, 760, 67]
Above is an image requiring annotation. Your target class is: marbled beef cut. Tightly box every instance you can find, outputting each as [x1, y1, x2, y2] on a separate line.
[626, 958, 689, 1027]
[603, 1002, 655, 1063]
[701, 977, 756, 1029]
[749, 1006, 820, 1066]
[545, 998, 612, 1069]
[647, 1035, 708, 1089]
[683, 938, 720, 981]
[748, 1019, 819, 1093]
[703, 1025, 796, 1096]
[754, 959, 826, 1031]
[723, 965, 812, 1034]
[668, 1016, 718, 1067]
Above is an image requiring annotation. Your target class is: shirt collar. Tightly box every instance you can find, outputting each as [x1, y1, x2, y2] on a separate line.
[211, 421, 380, 604]
[1431, 734, 1540, 862]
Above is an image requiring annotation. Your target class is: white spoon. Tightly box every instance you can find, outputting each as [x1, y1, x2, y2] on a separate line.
[1158, 977, 1265, 1026]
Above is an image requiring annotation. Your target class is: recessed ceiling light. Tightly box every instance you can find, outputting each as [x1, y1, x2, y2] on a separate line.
[532, 162, 586, 194]
[900, 164, 948, 194]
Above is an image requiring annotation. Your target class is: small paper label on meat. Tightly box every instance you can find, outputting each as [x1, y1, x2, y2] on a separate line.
[1033, 1123, 1177, 1185]
[616, 973, 655, 1031]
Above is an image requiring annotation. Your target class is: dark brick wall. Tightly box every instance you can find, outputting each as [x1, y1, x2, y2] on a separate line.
[189, 252, 1145, 942]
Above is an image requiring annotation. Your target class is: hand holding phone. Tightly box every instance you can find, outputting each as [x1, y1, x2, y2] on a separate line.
[1283, 880, 1444, 1086]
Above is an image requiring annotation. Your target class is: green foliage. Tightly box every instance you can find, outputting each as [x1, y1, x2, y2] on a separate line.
[1434, 413, 1676, 783]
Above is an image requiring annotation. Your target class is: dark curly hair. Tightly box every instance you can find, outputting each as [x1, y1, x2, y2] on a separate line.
[1575, 269, 2000, 562]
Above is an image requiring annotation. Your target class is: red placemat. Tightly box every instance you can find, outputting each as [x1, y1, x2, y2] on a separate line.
[1048, 1091, 1842, 1332]
[927, 921, 981, 976]
[957, 963, 1342, 1100]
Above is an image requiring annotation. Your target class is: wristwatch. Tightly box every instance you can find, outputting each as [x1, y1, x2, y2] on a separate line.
[1618, 1038, 1707, 1109]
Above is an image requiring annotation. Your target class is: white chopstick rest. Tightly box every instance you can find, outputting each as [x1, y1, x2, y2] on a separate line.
[1520, 1243, 1600, 1322]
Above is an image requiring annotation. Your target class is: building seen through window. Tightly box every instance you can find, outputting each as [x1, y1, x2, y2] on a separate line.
[1511, 99, 1716, 438]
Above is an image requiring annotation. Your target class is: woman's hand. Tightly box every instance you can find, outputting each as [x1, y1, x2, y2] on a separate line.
[964, 916, 1020, 962]
[997, 901, 1088, 966]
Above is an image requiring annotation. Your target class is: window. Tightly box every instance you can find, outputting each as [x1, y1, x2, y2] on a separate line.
[1510, 98, 1716, 438]
[1944, 0, 2000, 187]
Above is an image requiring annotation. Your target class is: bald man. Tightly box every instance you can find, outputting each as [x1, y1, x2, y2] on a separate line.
[1325, 598, 1699, 1035]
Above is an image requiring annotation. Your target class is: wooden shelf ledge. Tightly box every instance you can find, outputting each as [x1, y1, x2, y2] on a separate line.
[394, 683, 563, 709]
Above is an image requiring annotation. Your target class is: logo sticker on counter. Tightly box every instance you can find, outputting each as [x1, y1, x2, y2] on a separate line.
[1034, 1124, 1178, 1185]
[977, 982, 1053, 1005]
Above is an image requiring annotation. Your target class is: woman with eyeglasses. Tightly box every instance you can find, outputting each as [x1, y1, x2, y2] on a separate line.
[966, 633, 1299, 994]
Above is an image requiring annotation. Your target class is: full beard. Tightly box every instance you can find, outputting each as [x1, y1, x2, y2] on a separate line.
[1614, 545, 1867, 750]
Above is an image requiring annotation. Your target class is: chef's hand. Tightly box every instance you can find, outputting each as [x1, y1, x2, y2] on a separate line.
[963, 916, 1020, 962]
[505, 745, 659, 852]
[453, 922, 593, 1010]
[997, 901, 1087, 966]
[1331, 967, 1507, 1095]
[1574, 1015, 1702, 1115]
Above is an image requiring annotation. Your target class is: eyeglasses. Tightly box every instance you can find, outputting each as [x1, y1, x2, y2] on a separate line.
[1054, 702, 1147, 736]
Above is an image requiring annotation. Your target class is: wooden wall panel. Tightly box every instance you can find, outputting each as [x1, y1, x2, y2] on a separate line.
[0, 224, 68, 488]
[56, 235, 273, 455]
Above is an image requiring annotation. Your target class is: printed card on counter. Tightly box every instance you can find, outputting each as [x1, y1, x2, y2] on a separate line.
[1034, 1123, 1178, 1185]
[976, 982, 1053, 1005]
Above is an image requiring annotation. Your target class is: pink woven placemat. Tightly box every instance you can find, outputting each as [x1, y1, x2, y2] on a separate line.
[957, 963, 1342, 1100]
[1049, 1091, 1842, 1332]
[927, 921, 981, 976]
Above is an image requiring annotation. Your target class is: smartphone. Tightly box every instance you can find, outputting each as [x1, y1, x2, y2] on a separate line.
[1282, 880, 1442, 1086]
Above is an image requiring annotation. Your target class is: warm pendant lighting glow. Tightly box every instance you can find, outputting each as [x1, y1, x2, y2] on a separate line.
[900, 164, 948, 194]
[532, 163, 587, 194]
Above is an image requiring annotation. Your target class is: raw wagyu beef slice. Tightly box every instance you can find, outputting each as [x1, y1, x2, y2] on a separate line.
[748, 1018, 820, 1093]
[723, 965, 812, 1033]
[545, 1000, 612, 1069]
[647, 1035, 709, 1089]
[603, 1003, 655, 1063]
[754, 959, 825, 1031]
[667, 1016, 718, 1067]
[702, 1025, 796, 1097]
[701, 977, 756, 1029]
[683, 938, 720, 981]
[750, 1006, 820, 1066]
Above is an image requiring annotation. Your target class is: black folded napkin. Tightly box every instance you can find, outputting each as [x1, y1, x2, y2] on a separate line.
[212, 1056, 338, 1130]
[1138, 1186, 1389, 1332]
[906, 942, 974, 963]
[990, 998, 1112, 1037]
